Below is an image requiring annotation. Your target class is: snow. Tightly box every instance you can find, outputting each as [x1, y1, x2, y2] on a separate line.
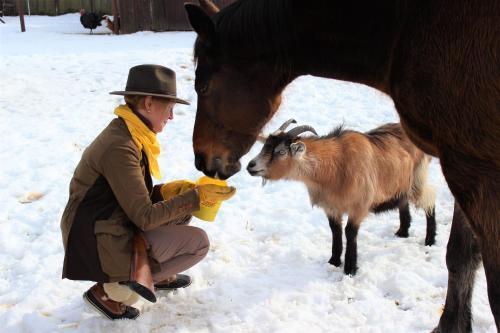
[0, 14, 495, 333]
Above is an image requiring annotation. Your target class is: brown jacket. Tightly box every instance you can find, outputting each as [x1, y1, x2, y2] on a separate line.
[61, 117, 200, 282]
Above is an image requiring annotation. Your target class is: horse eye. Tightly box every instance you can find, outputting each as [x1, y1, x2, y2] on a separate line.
[199, 82, 209, 95]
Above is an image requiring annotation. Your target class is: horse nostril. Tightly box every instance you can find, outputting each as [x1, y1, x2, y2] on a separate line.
[213, 157, 223, 170]
[194, 154, 205, 172]
[248, 161, 256, 169]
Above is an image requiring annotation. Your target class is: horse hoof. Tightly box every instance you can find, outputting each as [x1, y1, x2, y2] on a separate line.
[344, 266, 358, 276]
[425, 237, 435, 246]
[395, 229, 409, 238]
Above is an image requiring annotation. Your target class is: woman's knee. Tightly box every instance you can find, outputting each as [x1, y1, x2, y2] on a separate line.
[192, 226, 210, 256]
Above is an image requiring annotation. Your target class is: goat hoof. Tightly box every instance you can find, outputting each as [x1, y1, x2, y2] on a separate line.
[328, 257, 341, 267]
[425, 237, 435, 246]
[395, 229, 409, 238]
[344, 266, 358, 276]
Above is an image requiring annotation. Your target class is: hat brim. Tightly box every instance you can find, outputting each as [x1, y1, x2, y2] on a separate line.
[109, 91, 190, 105]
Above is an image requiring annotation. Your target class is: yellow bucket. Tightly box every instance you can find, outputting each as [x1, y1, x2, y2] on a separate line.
[192, 176, 227, 222]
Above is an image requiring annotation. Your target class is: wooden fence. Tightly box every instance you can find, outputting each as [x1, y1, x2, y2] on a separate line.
[3, 0, 236, 32]
[118, 0, 236, 33]
[4, 0, 111, 16]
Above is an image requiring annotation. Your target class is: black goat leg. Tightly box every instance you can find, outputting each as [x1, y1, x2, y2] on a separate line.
[425, 206, 437, 246]
[327, 214, 343, 267]
[344, 218, 360, 276]
[395, 200, 411, 238]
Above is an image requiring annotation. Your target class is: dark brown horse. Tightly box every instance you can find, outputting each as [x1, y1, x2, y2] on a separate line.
[185, 1, 499, 331]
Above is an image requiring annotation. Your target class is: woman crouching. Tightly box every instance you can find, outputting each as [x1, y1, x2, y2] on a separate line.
[60, 64, 235, 320]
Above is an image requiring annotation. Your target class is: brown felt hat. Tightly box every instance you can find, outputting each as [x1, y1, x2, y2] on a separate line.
[110, 64, 190, 105]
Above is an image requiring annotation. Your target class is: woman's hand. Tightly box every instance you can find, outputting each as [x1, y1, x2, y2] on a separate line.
[161, 180, 196, 200]
[196, 184, 236, 202]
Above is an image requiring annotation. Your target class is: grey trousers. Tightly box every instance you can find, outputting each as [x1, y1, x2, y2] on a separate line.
[144, 216, 210, 283]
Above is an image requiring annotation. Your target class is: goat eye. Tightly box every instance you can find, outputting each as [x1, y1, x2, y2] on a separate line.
[279, 150, 287, 155]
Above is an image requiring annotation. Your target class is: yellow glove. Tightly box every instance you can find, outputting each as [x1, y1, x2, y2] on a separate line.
[161, 180, 196, 200]
[196, 184, 236, 203]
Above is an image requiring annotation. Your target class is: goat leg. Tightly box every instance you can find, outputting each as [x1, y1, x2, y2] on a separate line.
[425, 206, 436, 246]
[395, 201, 411, 238]
[344, 219, 360, 276]
[327, 215, 343, 267]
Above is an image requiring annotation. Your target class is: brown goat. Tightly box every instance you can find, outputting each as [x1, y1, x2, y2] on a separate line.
[247, 120, 436, 275]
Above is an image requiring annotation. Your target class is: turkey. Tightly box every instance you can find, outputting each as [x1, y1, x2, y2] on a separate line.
[79, 9, 105, 34]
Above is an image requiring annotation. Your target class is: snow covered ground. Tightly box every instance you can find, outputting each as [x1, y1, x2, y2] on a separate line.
[0, 14, 495, 333]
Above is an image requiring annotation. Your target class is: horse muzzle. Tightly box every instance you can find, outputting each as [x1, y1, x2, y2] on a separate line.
[194, 153, 241, 180]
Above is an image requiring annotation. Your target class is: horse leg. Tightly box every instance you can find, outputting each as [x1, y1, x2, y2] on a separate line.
[425, 206, 437, 246]
[482, 236, 500, 329]
[327, 214, 343, 267]
[395, 200, 411, 238]
[344, 217, 361, 276]
[437, 151, 500, 332]
[433, 203, 480, 333]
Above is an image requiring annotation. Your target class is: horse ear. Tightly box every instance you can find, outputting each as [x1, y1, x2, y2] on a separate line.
[185, 3, 215, 41]
[199, 0, 219, 17]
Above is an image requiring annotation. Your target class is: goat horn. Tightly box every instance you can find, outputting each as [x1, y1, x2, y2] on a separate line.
[286, 125, 318, 138]
[272, 119, 297, 135]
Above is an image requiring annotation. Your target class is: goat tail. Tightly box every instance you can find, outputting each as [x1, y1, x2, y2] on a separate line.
[410, 155, 436, 213]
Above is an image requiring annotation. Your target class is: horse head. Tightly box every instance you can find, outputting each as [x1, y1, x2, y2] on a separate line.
[185, 2, 289, 179]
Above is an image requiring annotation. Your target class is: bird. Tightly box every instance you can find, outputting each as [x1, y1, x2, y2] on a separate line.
[79, 9, 105, 34]
[103, 15, 117, 33]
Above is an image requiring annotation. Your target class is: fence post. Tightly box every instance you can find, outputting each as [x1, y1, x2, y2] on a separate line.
[112, 0, 119, 34]
[16, 0, 26, 31]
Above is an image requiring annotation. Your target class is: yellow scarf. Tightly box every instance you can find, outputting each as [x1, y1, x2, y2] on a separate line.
[114, 105, 161, 179]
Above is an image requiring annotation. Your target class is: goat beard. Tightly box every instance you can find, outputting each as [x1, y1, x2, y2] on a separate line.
[261, 177, 268, 187]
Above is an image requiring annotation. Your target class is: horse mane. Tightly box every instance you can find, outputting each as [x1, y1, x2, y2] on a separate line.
[195, 0, 295, 68]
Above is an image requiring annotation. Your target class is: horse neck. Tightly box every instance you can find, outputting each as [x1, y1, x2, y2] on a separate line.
[287, 1, 411, 94]
[216, 0, 410, 94]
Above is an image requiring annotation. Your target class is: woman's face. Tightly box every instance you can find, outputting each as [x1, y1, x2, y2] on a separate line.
[145, 97, 175, 133]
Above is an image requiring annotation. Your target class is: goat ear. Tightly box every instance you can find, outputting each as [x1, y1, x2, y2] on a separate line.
[290, 141, 306, 157]
[185, 4, 215, 41]
[257, 133, 268, 143]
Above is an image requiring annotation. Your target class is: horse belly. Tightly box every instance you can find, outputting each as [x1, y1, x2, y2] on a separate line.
[390, 1, 500, 162]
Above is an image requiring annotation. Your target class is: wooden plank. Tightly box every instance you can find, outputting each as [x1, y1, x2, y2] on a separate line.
[59, 0, 111, 15]
[151, 0, 167, 32]
[118, 0, 153, 34]
[94, 0, 112, 13]
[164, 0, 188, 31]
[33, 0, 56, 15]
[136, 0, 151, 31]
[118, 0, 137, 34]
